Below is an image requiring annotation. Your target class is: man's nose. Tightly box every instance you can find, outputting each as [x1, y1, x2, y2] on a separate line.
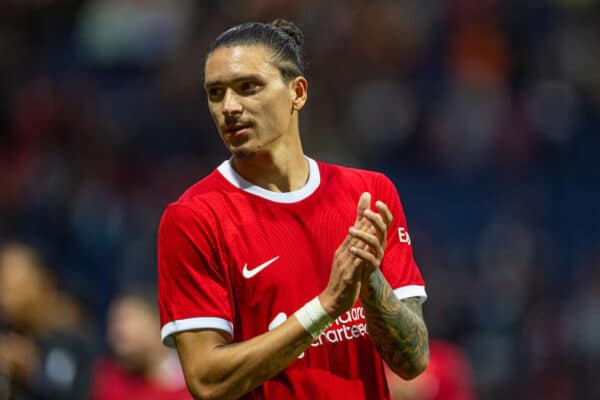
[222, 89, 242, 116]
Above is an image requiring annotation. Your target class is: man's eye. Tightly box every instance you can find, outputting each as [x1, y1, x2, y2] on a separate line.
[240, 82, 258, 92]
[208, 88, 224, 99]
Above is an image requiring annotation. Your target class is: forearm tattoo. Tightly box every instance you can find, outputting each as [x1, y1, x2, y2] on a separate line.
[361, 270, 429, 378]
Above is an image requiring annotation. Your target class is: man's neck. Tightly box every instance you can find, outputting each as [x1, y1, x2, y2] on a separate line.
[231, 149, 309, 193]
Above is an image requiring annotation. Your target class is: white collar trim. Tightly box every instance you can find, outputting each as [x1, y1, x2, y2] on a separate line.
[217, 156, 320, 204]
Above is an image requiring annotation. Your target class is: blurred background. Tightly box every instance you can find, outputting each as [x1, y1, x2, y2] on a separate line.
[1, 0, 599, 399]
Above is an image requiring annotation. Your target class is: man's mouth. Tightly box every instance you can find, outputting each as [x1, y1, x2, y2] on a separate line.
[224, 124, 251, 136]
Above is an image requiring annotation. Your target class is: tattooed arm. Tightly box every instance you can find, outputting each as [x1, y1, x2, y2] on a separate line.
[348, 197, 429, 380]
[360, 274, 429, 379]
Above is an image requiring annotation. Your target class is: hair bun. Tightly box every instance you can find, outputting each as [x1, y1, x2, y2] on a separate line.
[271, 19, 304, 49]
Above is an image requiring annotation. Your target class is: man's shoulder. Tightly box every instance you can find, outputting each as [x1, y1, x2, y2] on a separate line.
[176, 168, 226, 204]
[316, 159, 388, 185]
[161, 167, 232, 220]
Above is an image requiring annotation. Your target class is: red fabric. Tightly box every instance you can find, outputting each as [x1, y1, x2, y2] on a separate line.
[158, 159, 426, 400]
[386, 339, 476, 400]
[88, 358, 191, 400]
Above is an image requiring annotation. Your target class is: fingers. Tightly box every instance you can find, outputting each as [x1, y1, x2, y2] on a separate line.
[342, 221, 369, 250]
[332, 194, 391, 292]
[354, 195, 392, 231]
[355, 192, 371, 225]
[347, 194, 393, 256]
[349, 194, 373, 250]
[375, 200, 393, 229]
[363, 209, 386, 241]
[349, 246, 380, 268]
[349, 227, 383, 258]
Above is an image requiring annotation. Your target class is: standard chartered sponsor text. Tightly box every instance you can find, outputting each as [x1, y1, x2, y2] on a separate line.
[311, 306, 368, 347]
[268, 306, 368, 357]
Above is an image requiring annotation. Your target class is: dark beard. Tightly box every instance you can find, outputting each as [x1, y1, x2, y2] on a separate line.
[232, 149, 253, 160]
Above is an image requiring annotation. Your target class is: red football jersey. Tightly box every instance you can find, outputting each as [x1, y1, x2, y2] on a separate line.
[158, 157, 426, 400]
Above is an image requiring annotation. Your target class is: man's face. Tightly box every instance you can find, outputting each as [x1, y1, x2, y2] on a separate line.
[204, 44, 296, 159]
[107, 296, 161, 372]
[0, 247, 48, 326]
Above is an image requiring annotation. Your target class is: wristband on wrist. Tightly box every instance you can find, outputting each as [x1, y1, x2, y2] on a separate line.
[294, 296, 334, 339]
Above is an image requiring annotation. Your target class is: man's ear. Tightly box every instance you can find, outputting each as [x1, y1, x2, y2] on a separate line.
[290, 76, 308, 111]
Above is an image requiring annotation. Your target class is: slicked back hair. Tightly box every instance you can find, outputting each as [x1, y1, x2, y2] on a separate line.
[206, 19, 305, 83]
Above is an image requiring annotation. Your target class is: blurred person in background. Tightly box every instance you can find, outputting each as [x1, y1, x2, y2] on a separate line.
[385, 339, 476, 400]
[158, 19, 428, 400]
[0, 242, 94, 400]
[88, 287, 190, 400]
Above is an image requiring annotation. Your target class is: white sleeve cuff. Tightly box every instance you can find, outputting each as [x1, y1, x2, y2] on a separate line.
[393, 285, 427, 304]
[161, 317, 234, 347]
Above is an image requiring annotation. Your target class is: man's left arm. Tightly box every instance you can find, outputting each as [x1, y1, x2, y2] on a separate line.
[348, 199, 429, 380]
[360, 272, 429, 380]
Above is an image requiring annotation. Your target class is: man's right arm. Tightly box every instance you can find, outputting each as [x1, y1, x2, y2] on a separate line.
[172, 194, 376, 400]
[174, 317, 313, 400]
[174, 228, 367, 400]
[174, 233, 364, 400]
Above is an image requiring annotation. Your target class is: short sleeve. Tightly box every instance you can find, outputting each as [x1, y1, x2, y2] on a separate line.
[375, 174, 427, 303]
[157, 204, 233, 347]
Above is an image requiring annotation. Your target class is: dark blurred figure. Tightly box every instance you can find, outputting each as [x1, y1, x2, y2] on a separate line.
[0, 242, 95, 400]
[88, 287, 190, 400]
[385, 339, 476, 400]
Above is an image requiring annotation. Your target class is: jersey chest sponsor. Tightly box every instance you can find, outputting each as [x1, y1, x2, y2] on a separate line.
[268, 305, 369, 359]
[311, 306, 369, 347]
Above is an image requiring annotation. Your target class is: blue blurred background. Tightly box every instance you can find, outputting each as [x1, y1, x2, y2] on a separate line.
[1, 0, 599, 399]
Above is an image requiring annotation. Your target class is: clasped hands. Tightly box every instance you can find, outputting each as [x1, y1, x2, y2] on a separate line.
[319, 192, 393, 319]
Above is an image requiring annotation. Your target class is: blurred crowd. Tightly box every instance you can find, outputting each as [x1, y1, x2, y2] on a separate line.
[1, 0, 599, 399]
[0, 243, 190, 399]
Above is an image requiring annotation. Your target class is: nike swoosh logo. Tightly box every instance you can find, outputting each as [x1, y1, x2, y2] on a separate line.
[242, 256, 280, 279]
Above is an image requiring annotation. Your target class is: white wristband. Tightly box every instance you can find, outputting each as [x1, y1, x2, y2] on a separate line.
[294, 296, 334, 339]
